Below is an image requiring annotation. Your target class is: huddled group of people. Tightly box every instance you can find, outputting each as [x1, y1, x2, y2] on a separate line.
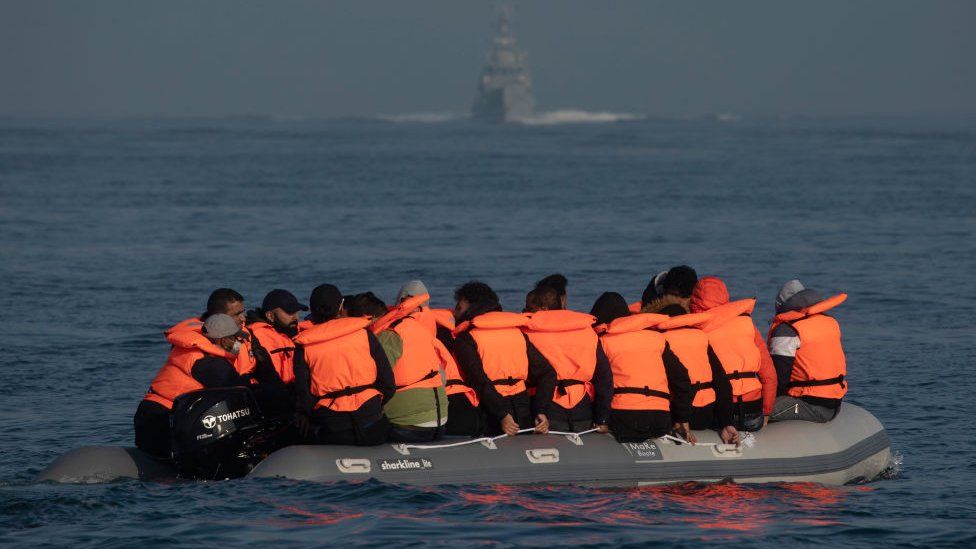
[133, 266, 849, 459]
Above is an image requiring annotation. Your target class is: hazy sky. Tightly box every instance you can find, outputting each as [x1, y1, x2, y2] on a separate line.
[1, 0, 973, 117]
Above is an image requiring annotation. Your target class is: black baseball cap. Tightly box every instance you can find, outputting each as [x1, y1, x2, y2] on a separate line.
[309, 284, 343, 318]
[261, 289, 309, 314]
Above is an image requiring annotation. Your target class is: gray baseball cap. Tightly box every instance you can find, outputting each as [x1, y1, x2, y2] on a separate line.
[396, 280, 430, 304]
[203, 314, 241, 340]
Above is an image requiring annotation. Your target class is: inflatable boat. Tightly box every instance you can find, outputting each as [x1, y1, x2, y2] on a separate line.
[36, 403, 890, 487]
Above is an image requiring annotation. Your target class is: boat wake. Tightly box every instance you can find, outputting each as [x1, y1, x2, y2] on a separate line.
[513, 109, 645, 126]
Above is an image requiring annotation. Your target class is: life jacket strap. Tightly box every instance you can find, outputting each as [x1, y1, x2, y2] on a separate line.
[396, 369, 439, 390]
[269, 346, 296, 355]
[316, 383, 375, 401]
[491, 377, 525, 386]
[727, 371, 759, 381]
[691, 380, 715, 392]
[556, 379, 586, 396]
[613, 386, 671, 400]
[445, 379, 465, 387]
[788, 374, 846, 389]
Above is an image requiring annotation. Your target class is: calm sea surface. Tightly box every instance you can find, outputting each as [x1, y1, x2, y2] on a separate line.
[1, 116, 974, 546]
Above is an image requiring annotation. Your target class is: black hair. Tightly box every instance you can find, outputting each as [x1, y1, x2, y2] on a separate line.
[203, 288, 244, 319]
[525, 286, 562, 312]
[534, 273, 568, 296]
[454, 281, 499, 308]
[589, 292, 631, 326]
[345, 292, 389, 319]
[663, 265, 698, 298]
[640, 280, 659, 307]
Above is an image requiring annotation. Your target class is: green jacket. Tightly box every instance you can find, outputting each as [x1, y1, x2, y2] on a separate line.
[376, 330, 449, 427]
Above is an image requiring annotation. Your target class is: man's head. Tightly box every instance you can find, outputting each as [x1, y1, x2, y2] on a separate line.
[524, 285, 561, 313]
[203, 313, 244, 354]
[662, 265, 698, 299]
[640, 270, 669, 307]
[309, 284, 345, 323]
[261, 289, 308, 335]
[204, 288, 246, 328]
[534, 273, 568, 309]
[396, 280, 430, 307]
[345, 292, 389, 320]
[453, 281, 499, 321]
[589, 292, 630, 326]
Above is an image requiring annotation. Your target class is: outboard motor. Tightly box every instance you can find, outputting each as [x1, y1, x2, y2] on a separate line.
[170, 387, 284, 480]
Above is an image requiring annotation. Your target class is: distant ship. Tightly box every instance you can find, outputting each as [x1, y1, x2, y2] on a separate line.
[471, 3, 535, 123]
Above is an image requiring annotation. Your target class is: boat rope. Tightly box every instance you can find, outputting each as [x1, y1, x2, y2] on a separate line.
[394, 428, 599, 453]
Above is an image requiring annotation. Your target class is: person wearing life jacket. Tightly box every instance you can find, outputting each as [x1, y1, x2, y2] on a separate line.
[392, 280, 484, 436]
[396, 280, 457, 352]
[163, 288, 272, 388]
[133, 314, 256, 458]
[690, 276, 777, 431]
[345, 291, 450, 443]
[452, 281, 557, 437]
[656, 303, 739, 444]
[291, 284, 397, 445]
[522, 285, 613, 433]
[640, 265, 698, 315]
[244, 289, 309, 416]
[767, 280, 848, 423]
[589, 292, 696, 443]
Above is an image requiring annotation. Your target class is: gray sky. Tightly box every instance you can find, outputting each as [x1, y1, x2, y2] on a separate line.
[1, 0, 973, 117]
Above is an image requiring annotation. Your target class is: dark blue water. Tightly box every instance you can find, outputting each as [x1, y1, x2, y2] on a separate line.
[1, 116, 974, 546]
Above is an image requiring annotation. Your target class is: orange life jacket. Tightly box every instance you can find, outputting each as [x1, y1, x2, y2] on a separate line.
[627, 301, 643, 314]
[247, 321, 296, 384]
[293, 317, 380, 412]
[522, 310, 598, 410]
[599, 313, 672, 411]
[700, 299, 763, 400]
[455, 311, 529, 397]
[657, 311, 716, 408]
[164, 316, 258, 384]
[387, 314, 445, 392]
[144, 329, 237, 410]
[768, 294, 848, 400]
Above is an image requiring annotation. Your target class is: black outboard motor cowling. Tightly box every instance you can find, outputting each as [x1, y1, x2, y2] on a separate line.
[170, 387, 281, 480]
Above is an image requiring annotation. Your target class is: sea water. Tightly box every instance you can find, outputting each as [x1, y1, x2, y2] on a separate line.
[1, 115, 974, 546]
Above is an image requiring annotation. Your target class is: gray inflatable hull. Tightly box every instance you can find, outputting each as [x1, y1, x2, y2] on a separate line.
[37, 404, 890, 487]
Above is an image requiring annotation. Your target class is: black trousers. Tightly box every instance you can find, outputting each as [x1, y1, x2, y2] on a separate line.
[484, 392, 533, 437]
[609, 409, 672, 443]
[547, 395, 594, 433]
[445, 394, 487, 437]
[310, 413, 391, 446]
[689, 403, 717, 430]
[133, 399, 172, 458]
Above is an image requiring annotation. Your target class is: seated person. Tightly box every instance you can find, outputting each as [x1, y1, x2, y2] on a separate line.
[452, 281, 556, 436]
[768, 280, 848, 423]
[590, 292, 695, 443]
[346, 292, 449, 443]
[134, 314, 261, 458]
[690, 276, 777, 431]
[656, 307, 739, 444]
[522, 285, 612, 433]
[292, 284, 396, 446]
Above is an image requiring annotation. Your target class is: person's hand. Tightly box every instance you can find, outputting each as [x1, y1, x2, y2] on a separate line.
[763, 415, 770, 428]
[534, 414, 549, 434]
[673, 422, 696, 445]
[501, 414, 519, 436]
[720, 425, 740, 445]
[594, 423, 609, 434]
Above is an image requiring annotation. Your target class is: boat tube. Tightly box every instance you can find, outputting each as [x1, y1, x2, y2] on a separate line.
[36, 403, 890, 487]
